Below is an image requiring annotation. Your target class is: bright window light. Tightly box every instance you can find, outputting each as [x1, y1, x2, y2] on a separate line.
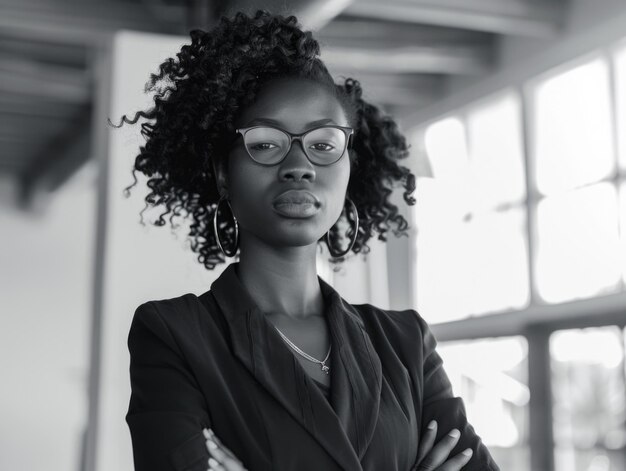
[531, 58, 615, 195]
[535, 182, 621, 303]
[413, 174, 472, 226]
[463, 209, 530, 314]
[551, 327, 623, 368]
[415, 177, 473, 323]
[415, 182, 529, 321]
[619, 181, 626, 283]
[416, 94, 530, 321]
[467, 92, 527, 210]
[438, 337, 529, 471]
[615, 42, 626, 171]
[551, 327, 626, 471]
[423, 117, 469, 179]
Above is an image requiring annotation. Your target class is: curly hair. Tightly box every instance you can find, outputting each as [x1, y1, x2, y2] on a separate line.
[109, 9, 416, 271]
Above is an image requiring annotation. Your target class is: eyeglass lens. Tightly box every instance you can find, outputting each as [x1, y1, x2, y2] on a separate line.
[242, 127, 347, 165]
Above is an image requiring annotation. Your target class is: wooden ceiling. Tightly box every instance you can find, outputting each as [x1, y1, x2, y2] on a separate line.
[0, 0, 568, 206]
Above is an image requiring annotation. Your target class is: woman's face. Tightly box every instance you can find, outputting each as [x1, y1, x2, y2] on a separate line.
[222, 77, 352, 250]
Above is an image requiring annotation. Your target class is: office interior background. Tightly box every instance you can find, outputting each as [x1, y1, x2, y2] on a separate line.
[1, 1, 626, 470]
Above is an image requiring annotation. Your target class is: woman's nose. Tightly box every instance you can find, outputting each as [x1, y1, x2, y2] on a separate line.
[278, 139, 316, 181]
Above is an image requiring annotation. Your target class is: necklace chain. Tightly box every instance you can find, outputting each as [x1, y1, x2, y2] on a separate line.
[273, 326, 331, 374]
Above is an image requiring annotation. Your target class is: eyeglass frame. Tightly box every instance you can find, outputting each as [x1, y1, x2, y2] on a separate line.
[234, 124, 354, 167]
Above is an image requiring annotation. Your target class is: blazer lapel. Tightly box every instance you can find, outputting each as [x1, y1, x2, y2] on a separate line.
[205, 262, 382, 471]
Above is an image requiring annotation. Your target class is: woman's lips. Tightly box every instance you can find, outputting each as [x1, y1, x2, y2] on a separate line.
[272, 202, 320, 218]
[272, 189, 321, 218]
[272, 189, 320, 205]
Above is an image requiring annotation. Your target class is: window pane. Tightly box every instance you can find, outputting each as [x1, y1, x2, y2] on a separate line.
[438, 337, 529, 471]
[467, 92, 527, 209]
[466, 208, 530, 314]
[551, 327, 626, 471]
[413, 175, 471, 230]
[535, 182, 621, 303]
[621, 181, 626, 284]
[407, 127, 434, 178]
[532, 58, 615, 195]
[423, 117, 469, 179]
[415, 177, 472, 322]
[416, 192, 529, 321]
[615, 42, 626, 171]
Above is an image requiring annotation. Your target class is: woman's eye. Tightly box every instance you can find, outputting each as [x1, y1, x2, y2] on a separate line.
[250, 142, 277, 151]
[310, 143, 334, 151]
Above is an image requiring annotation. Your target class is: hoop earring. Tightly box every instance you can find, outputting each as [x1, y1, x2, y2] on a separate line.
[325, 197, 359, 258]
[213, 194, 239, 257]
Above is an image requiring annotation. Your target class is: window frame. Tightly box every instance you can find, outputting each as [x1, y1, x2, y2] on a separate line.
[411, 49, 626, 341]
[406, 43, 626, 471]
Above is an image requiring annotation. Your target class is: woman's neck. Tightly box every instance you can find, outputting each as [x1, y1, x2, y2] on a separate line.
[236, 244, 325, 320]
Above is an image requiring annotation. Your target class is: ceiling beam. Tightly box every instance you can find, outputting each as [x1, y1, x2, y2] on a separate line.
[344, 0, 563, 37]
[318, 17, 494, 76]
[323, 44, 492, 75]
[0, 141, 41, 158]
[0, 94, 80, 119]
[0, 158, 30, 172]
[318, 18, 493, 47]
[18, 105, 92, 207]
[0, 55, 90, 103]
[1, 113, 73, 137]
[329, 72, 445, 107]
[0, 0, 177, 45]
[140, 0, 188, 29]
[0, 35, 87, 69]
[217, 0, 354, 30]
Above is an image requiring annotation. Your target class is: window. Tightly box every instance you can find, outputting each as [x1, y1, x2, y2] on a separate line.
[614, 42, 626, 172]
[528, 56, 623, 303]
[438, 337, 530, 471]
[411, 35, 626, 471]
[416, 54, 626, 313]
[534, 183, 621, 303]
[531, 59, 615, 196]
[467, 93, 526, 210]
[415, 92, 529, 323]
[621, 182, 626, 283]
[551, 327, 626, 471]
[615, 41, 626, 283]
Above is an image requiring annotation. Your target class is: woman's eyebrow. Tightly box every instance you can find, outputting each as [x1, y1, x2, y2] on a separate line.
[244, 117, 336, 127]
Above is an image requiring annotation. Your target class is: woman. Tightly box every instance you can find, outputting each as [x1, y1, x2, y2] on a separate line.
[114, 10, 500, 471]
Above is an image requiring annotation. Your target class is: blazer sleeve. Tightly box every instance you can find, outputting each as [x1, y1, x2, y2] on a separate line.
[126, 301, 211, 471]
[414, 311, 500, 471]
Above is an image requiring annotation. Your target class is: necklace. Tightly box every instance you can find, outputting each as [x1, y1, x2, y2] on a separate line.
[273, 326, 331, 374]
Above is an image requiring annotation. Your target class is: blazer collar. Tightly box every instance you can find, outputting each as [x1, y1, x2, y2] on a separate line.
[205, 262, 382, 471]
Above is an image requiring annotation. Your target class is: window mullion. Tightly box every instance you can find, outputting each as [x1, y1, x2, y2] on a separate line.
[607, 46, 626, 292]
[520, 83, 540, 307]
[526, 326, 554, 471]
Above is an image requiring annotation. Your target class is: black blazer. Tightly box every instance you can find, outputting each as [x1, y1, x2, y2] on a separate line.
[126, 262, 499, 471]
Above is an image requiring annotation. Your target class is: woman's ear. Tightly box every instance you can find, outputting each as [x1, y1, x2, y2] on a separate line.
[212, 158, 229, 198]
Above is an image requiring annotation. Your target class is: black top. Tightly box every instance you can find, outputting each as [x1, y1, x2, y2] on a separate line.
[125, 261, 499, 471]
[312, 377, 331, 399]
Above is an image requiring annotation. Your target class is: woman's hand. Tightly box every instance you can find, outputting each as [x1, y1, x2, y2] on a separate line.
[202, 421, 472, 471]
[416, 421, 474, 470]
[203, 428, 248, 471]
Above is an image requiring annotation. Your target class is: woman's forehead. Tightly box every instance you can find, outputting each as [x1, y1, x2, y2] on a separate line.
[236, 78, 349, 130]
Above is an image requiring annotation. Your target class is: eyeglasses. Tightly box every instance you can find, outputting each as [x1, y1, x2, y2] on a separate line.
[235, 125, 354, 166]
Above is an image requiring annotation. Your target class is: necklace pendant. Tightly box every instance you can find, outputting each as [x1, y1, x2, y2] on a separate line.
[321, 364, 330, 374]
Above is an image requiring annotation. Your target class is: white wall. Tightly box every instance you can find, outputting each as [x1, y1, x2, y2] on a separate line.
[94, 31, 218, 471]
[0, 162, 96, 471]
